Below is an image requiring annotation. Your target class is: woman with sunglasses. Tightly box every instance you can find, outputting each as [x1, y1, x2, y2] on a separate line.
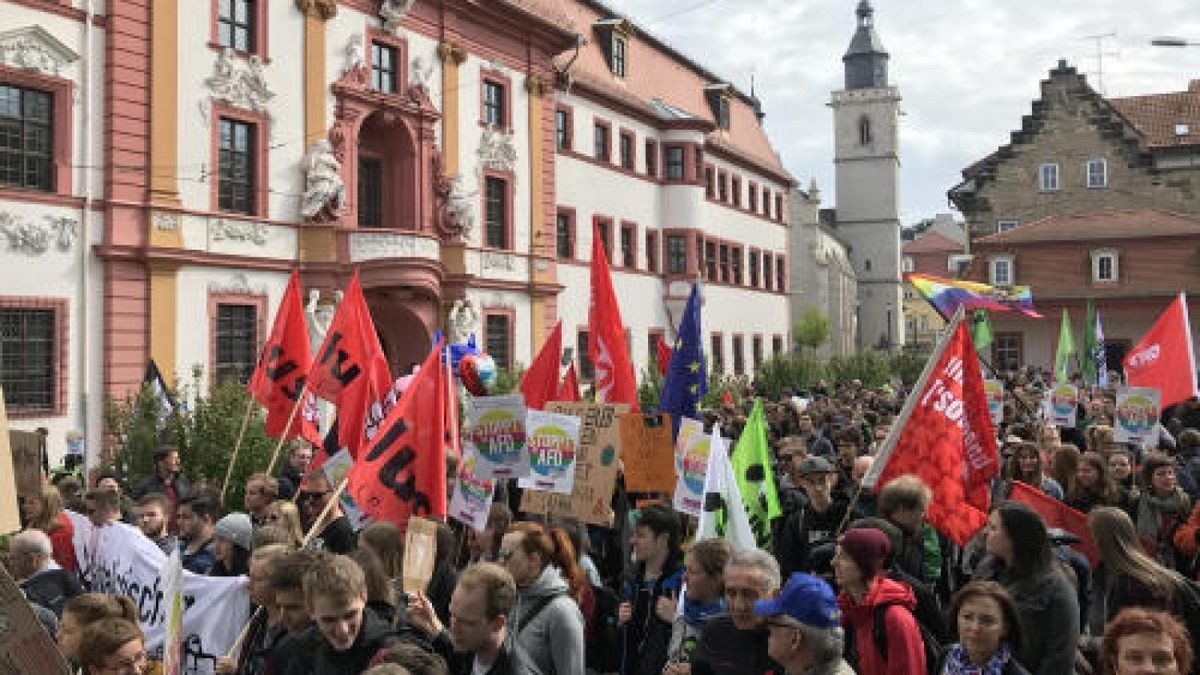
[76, 618, 150, 675]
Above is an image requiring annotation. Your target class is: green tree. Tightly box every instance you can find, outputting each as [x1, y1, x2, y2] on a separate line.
[637, 366, 664, 411]
[826, 351, 891, 387]
[754, 353, 826, 400]
[793, 306, 831, 355]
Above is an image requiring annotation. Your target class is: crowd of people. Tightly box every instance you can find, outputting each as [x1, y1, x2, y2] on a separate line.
[9, 365, 1200, 674]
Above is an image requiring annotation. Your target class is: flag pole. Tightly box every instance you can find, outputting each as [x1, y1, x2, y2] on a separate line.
[219, 397, 257, 507]
[265, 382, 309, 476]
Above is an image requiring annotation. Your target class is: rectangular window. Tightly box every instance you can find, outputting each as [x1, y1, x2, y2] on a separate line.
[1096, 254, 1115, 282]
[1039, 163, 1060, 192]
[992, 333, 1022, 372]
[731, 178, 741, 207]
[596, 218, 612, 260]
[611, 37, 627, 77]
[749, 251, 760, 287]
[996, 220, 1018, 233]
[218, 118, 255, 214]
[694, 149, 704, 184]
[762, 188, 771, 217]
[577, 330, 593, 380]
[357, 156, 383, 228]
[217, 0, 255, 53]
[716, 97, 730, 130]
[718, 244, 730, 283]
[555, 108, 571, 150]
[763, 254, 773, 291]
[732, 335, 745, 375]
[705, 242, 717, 281]
[775, 195, 784, 221]
[371, 42, 397, 93]
[772, 335, 784, 357]
[619, 132, 634, 170]
[486, 313, 512, 370]
[594, 123, 610, 162]
[749, 185, 758, 212]
[645, 231, 658, 273]
[710, 334, 724, 374]
[696, 237, 705, 278]
[215, 303, 258, 385]
[991, 258, 1012, 287]
[718, 172, 728, 202]
[752, 336, 763, 371]
[776, 258, 785, 292]
[555, 210, 574, 259]
[731, 247, 742, 285]
[645, 140, 657, 177]
[901, 256, 914, 273]
[667, 235, 686, 274]
[484, 176, 508, 249]
[666, 146, 684, 180]
[620, 224, 635, 268]
[1087, 159, 1107, 189]
[0, 307, 56, 413]
[705, 167, 715, 198]
[483, 79, 505, 127]
[0, 84, 52, 191]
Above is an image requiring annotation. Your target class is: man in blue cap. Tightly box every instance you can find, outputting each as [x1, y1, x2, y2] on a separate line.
[753, 572, 855, 675]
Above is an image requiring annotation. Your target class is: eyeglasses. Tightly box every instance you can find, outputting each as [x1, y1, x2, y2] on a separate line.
[298, 491, 329, 502]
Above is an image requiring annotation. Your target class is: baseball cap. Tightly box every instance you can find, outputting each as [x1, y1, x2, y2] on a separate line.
[754, 572, 841, 629]
[797, 456, 834, 476]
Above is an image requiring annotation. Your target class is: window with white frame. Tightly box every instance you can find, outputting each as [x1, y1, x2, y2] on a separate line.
[901, 256, 914, 273]
[1086, 158, 1107, 188]
[1039, 163, 1060, 192]
[996, 220, 1018, 233]
[989, 256, 1013, 287]
[1091, 249, 1118, 283]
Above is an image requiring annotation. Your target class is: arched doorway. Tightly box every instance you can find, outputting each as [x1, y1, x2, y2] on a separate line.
[357, 111, 419, 231]
[367, 294, 433, 376]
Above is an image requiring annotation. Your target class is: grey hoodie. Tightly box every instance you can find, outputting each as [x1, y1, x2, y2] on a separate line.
[510, 565, 586, 675]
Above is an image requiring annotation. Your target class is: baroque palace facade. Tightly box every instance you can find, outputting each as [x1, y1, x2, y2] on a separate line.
[0, 0, 794, 458]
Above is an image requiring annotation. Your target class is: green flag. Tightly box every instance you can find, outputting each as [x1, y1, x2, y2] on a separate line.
[1082, 301, 1098, 387]
[730, 399, 782, 547]
[1054, 308, 1077, 383]
[970, 309, 993, 353]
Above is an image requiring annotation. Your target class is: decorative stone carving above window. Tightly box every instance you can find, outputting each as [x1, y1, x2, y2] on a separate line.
[0, 26, 80, 77]
[211, 219, 269, 245]
[295, 0, 337, 20]
[0, 212, 77, 254]
[200, 48, 275, 124]
[208, 272, 266, 296]
[153, 212, 180, 232]
[477, 127, 517, 175]
[481, 251, 516, 271]
[380, 0, 416, 32]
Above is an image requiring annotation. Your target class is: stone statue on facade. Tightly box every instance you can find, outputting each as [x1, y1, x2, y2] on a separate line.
[448, 299, 480, 345]
[410, 55, 434, 92]
[445, 174, 477, 239]
[300, 140, 347, 221]
[380, 0, 416, 32]
[344, 34, 365, 77]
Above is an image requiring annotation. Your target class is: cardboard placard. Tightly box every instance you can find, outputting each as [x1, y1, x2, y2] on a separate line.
[983, 380, 1005, 427]
[0, 565, 71, 674]
[1114, 387, 1161, 447]
[1049, 383, 1079, 428]
[0, 390, 22, 535]
[449, 450, 496, 532]
[619, 413, 676, 493]
[520, 402, 626, 526]
[402, 517, 439, 595]
[9, 429, 41, 498]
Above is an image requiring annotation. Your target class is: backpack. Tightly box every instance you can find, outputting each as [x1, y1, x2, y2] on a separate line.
[586, 584, 622, 673]
[847, 600, 943, 675]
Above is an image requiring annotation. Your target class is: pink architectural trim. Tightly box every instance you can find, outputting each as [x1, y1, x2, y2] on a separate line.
[0, 296, 68, 418]
[6, 0, 89, 23]
[207, 289, 267, 390]
[209, 102, 270, 217]
[0, 65, 74, 198]
[555, 206, 577, 260]
[479, 67, 513, 131]
[209, 0, 270, 60]
[480, 168, 516, 250]
[366, 28, 409, 95]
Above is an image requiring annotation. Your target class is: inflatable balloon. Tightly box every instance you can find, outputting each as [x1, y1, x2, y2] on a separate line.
[475, 353, 497, 392]
[459, 353, 498, 396]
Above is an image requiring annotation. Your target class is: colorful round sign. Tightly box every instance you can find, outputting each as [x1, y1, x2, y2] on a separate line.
[527, 423, 577, 478]
[470, 410, 525, 466]
[1051, 385, 1078, 416]
[1117, 395, 1156, 434]
[679, 434, 710, 495]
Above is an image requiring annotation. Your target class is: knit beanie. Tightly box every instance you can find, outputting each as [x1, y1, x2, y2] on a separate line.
[213, 512, 253, 551]
[839, 527, 890, 578]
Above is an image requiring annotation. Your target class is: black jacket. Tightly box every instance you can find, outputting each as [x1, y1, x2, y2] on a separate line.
[621, 552, 684, 675]
[21, 567, 82, 618]
[271, 608, 400, 675]
[431, 629, 517, 675]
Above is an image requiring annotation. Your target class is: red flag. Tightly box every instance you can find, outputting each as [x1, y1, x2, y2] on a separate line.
[656, 337, 672, 377]
[348, 340, 448, 525]
[520, 320, 563, 411]
[721, 389, 734, 406]
[247, 270, 320, 444]
[558, 363, 581, 402]
[445, 345, 461, 464]
[307, 272, 393, 458]
[1009, 481, 1099, 567]
[589, 223, 639, 410]
[861, 313, 1001, 545]
[1123, 293, 1199, 408]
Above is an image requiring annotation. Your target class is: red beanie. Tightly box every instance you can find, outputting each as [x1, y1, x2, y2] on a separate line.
[839, 527, 891, 578]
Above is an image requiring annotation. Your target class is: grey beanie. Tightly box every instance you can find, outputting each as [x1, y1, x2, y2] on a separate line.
[213, 512, 253, 551]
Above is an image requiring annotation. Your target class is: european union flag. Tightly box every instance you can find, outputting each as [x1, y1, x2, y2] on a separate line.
[659, 283, 706, 435]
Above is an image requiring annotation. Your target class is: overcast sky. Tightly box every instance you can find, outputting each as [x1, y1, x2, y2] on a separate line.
[607, 0, 1200, 226]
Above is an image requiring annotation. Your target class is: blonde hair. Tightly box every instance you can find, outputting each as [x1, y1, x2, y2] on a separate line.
[267, 500, 304, 547]
[25, 484, 65, 532]
[1089, 506, 1177, 601]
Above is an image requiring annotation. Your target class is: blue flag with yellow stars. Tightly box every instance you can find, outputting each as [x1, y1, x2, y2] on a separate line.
[660, 283, 706, 436]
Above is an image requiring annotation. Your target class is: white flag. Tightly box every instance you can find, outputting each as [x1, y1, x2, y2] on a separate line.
[696, 423, 756, 551]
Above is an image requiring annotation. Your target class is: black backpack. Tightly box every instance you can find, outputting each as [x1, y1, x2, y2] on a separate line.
[847, 600, 943, 675]
[587, 584, 622, 673]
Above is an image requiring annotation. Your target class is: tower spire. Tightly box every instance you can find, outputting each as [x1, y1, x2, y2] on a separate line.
[844, 0, 889, 89]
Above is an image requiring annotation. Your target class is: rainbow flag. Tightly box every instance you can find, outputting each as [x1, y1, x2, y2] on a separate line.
[906, 273, 1042, 320]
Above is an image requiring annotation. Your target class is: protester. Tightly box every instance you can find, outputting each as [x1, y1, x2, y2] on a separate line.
[177, 492, 219, 574]
[21, 483, 78, 572]
[832, 527, 926, 675]
[57, 593, 139, 670]
[133, 446, 190, 528]
[94, 469, 136, 524]
[797, 413, 834, 457]
[411, 562, 519, 675]
[11, 529, 82, 618]
[211, 511, 254, 576]
[1099, 607, 1193, 675]
[1067, 451, 1123, 513]
[466, 504, 513, 565]
[262, 548, 325, 673]
[876, 475, 941, 591]
[619, 502, 685, 675]
[84, 488, 122, 528]
[266, 499, 306, 547]
[1108, 449, 1137, 495]
[277, 439, 314, 501]
[300, 471, 356, 554]
[351, 547, 400, 627]
[753, 572, 854, 675]
[245, 472, 279, 527]
[1132, 456, 1191, 570]
[975, 502, 1079, 675]
[427, 522, 461, 627]
[215, 543, 293, 675]
[664, 537, 732, 672]
[774, 456, 849, 577]
[135, 492, 178, 555]
[499, 522, 586, 675]
[936, 580, 1029, 675]
[371, 642, 452, 675]
[359, 520, 406, 599]
[76, 618, 148, 675]
[1006, 441, 1064, 501]
[689, 549, 784, 675]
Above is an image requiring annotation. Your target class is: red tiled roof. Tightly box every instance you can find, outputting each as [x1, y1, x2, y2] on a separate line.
[975, 209, 1200, 245]
[1109, 83, 1200, 148]
[903, 231, 962, 254]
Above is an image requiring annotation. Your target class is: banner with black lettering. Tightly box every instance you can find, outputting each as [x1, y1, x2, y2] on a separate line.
[73, 519, 249, 675]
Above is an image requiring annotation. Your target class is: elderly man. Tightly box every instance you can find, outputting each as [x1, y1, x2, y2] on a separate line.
[690, 549, 784, 675]
[11, 529, 82, 617]
[754, 573, 854, 675]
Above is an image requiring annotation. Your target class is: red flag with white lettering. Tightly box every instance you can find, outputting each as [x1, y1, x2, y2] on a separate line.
[861, 312, 1001, 545]
[520, 320, 563, 411]
[1123, 293, 1199, 408]
[348, 340, 448, 525]
[558, 363, 581, 402]
[307, 272, 393, 458]
[247, 270, 320, 444]
[1009, 481, 1098, 566]
[588, 224, 639, 410]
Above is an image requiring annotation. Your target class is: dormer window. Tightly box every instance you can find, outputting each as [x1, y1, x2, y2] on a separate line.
[990, 255, 1014, 287]
[595, 18, 634, 78]
[612, 37, 627, 77]
[705, 84, 733, 130]
[1091, 248, 1119, 283]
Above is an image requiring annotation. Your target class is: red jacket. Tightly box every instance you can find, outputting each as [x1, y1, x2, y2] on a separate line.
[48, 512, 78, 573]
[838, 576, 925, 675]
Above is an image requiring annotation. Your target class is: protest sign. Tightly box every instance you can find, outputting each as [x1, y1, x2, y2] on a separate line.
[1115, 387, 1161, 447]
[1049, 383, 1078, 428]
[521, 402, 626, 526]
[0, 391, 21, 535]
[74, 520, 249, 674]
[518, 410, 582, 496]
[162, 548, 185, 675]
[673, 422, 712, 517]
[403, 517, 438, 594]
[449, 450, 495, 532]
[466, 395, 528, 479]
[675, 416, 703, 461]
[9, 429, 41, 498]
[619, 413, 676, 493]
[320, 449, 370, 530]
[983, 379, 1005, 427]
[0, 565, 70, 674]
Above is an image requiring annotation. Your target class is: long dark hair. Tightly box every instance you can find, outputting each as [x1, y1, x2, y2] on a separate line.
[995, 501, 1052, 579]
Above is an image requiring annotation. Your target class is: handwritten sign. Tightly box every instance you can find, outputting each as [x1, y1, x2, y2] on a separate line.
[1114, 387, 1161, 447]
[9, 429, 41, 498]
[1049, 383, 1078, 428]
[449, 450, 496, 532]
[673, 422, 711, 517]
[619, 413, 676, 493]
[521, 402, 626, 526]
[518, 410, 582, 496]
[466, 395, 529, 479]
[0, 565, 70, 674]
[402, 517, 438, 595]
[983, 379, 1005, 427]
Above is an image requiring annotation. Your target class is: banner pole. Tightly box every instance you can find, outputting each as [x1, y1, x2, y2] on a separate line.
[265, 382, 309, 477]
[300, 474, 350, 548]
[219, 398, 257, 507]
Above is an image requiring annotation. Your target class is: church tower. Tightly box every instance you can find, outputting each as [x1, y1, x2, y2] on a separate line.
[831, 0, 903, 351]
